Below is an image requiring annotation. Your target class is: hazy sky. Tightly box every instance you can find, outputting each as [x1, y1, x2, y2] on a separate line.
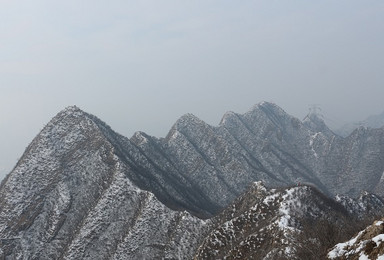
[1, 0, 384, 180]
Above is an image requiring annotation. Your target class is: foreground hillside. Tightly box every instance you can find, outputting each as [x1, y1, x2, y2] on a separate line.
[328, 218, 384, 259]
[194, 182, 383, 260]
[1, 102, 384, 259]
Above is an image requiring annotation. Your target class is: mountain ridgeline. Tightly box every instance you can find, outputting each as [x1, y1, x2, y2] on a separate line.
[1, 102, 384, 259]
[96, 102, 384, 216]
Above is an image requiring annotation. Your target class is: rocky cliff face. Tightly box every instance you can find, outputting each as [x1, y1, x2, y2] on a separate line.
[1, 102, 384, 259]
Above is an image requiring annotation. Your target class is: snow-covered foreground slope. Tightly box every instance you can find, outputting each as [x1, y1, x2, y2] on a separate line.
[194, 182, 383, 260]
[328, 218, 384, 260]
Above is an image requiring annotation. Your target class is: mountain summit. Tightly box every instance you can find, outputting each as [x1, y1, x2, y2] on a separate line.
[0, 105, 207, 259]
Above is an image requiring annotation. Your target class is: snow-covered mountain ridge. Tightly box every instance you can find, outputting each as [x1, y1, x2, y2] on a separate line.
[1, 102, 384, 259]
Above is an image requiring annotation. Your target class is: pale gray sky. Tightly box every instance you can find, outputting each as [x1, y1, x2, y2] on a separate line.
[1, 0, 384, 180]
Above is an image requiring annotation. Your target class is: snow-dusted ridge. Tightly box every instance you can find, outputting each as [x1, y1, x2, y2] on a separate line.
[0, 105, 211, 259]
[1, 102, 384, 259]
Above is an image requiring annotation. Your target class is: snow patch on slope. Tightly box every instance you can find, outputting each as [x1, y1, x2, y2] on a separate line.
[309, 133, 320, 158]
[328, 219, 384, 259]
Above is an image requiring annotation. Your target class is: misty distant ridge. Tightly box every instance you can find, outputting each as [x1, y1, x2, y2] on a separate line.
[151, 101, 383, 140]
[333, 110, 384, 137]
[58, 103, 384, 137]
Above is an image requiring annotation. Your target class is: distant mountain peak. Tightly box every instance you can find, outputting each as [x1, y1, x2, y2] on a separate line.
[258, 100, 279, 107]
[221, 102, 285, 125]
[246, 101, 294, 127]
[131, 131, 152, 145]
[251, 101, 285, 114]
[335, 109, 384, 137]
[303, 111, 333, 135]
[303, 110, 324, 123]
[177, 113, 202, 124]
[166, 113, 209, 138]
[219, 111, 237, 125]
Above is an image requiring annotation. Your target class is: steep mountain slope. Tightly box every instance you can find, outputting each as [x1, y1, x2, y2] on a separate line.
[0, 107, 208, 259]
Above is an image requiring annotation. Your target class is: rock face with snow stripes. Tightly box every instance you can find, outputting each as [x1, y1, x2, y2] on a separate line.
[1, 102, 384, 259]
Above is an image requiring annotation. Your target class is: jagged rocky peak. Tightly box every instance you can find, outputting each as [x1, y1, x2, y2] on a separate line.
[218, 102, 285, 127]
[255, 101, 286, 112]
[165, 112, 211, 141]
[130, 131, 151, 145]
[174, 113, 207, 129]
[220, 101, 292, 128]
[249, 101, 290, 119]
[239, 101, 306, 135]
[11, 105, 104, 173]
